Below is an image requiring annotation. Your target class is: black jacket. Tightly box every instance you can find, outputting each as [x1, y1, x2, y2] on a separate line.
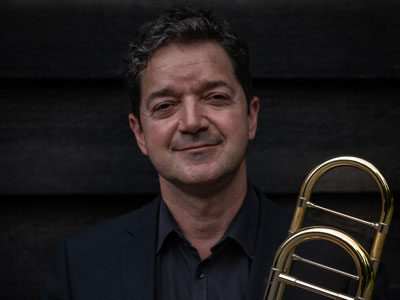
[41, 187, 387, 300]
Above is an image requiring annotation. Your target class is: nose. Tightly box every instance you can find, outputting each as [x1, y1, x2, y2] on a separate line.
[178, 100, 209, 134]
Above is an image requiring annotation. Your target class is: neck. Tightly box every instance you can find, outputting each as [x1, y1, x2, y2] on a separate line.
[159, 161, 248, 260]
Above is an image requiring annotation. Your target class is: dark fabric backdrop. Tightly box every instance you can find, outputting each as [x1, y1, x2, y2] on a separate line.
[1, 1, 399, 299]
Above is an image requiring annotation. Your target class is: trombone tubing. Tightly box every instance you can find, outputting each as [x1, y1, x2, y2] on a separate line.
[289, 156, 394, 272]
[264, 227, 375, 300]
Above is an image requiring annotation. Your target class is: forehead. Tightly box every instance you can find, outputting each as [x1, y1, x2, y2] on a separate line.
[140, 41, 238, 100]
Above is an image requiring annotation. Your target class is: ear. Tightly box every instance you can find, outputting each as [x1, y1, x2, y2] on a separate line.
[248, 96, 259, 141]
[128, 113, 148, 156]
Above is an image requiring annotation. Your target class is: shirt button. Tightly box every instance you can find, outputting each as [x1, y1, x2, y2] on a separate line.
[196, 271, 206, 279]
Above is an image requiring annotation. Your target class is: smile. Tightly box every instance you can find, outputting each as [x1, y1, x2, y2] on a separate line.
[174, 143, 221, 152]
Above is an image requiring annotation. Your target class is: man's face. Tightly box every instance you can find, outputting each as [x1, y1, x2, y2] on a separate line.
[129, 41, 259, 190]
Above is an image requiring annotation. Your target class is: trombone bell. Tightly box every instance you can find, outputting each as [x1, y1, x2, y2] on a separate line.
[263, 156, 394, 300]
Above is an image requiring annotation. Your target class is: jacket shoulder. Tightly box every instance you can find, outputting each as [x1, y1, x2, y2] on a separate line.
[65, 197, 160, 252]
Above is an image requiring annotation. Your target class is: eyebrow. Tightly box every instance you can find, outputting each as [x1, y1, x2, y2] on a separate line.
[147, 87, 175, 103]
[199, 80, 234, 94]
[146, 80, 235, 104]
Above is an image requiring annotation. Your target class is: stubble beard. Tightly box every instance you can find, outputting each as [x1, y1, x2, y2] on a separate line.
[157, 148, 248, 198]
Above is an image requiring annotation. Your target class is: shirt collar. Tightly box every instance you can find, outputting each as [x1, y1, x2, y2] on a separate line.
[156, 184, 260, 258]
[156, 199, 179, 253]
[219, 184, 259, 259]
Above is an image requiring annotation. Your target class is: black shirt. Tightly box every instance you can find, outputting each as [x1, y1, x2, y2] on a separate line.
[156, 186, 260, 300]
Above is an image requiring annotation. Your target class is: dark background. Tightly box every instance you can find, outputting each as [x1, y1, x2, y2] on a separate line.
[1, 0, 399, 299]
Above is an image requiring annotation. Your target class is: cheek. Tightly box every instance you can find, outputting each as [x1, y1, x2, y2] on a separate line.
[221, 110, 248, 132]
[143, 120, 177, 151]
[209, 111, 249, 144]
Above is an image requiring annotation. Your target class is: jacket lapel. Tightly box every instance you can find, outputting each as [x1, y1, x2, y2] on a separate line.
[122, 197, 160, 300]
[119, 190, 292, 300]
[246, 188, 292, 300]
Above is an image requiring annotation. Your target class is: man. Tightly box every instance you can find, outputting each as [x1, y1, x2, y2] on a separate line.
[42, 8, 387, 300]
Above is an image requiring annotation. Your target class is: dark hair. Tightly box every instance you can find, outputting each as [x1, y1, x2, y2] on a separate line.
[124, 7, 254, 118]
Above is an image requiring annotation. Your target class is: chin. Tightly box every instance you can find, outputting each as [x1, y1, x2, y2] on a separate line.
[167, 164, 240, 189]
[172, 173, 220, 186]
[157, 156, 246, 189]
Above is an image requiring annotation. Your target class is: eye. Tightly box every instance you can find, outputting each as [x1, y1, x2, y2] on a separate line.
[211, 94, 227, 100]
[154, 102, 171, 111]
[151, 101, 178, 119]
[206, 93, 231, 105]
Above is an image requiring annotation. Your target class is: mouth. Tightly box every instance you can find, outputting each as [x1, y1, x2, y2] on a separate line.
[174, 142, 221, 152]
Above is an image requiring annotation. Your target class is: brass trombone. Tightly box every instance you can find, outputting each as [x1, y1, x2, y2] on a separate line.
[263, 156, 394, 300]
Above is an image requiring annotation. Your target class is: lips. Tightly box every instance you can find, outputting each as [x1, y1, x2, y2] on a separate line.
[174, 142, 221, 151]
[171, 132, 223, 152]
